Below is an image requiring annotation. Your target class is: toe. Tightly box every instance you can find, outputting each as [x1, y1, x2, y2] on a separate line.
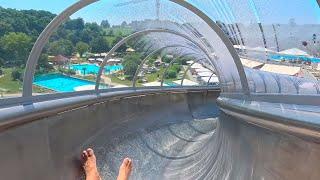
[82, 151, 88, 158]
[128, 159, 132, 166]
[123, 158, 130, 166]
[87, 148, 94, 157]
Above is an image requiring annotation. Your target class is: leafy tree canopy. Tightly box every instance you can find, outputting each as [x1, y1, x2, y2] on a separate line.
[76, 41, 90, 57]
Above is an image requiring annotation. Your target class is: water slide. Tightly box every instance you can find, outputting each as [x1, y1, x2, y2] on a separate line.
[1, 0, 320, 179]
[1, 88, 319, 179]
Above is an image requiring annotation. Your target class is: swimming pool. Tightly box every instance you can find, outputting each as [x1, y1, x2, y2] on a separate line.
[33, 73, 96, 92]
[165, 81, 178, 87]
[70, 64, 123, 75]
[269, 54, 320, 63]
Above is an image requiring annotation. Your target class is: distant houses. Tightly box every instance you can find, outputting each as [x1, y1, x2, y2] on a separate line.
[87, 53, 122, 65]
[51, 55, 70, 65]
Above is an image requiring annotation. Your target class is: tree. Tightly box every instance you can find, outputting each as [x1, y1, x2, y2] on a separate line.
[123, 53, 142, 79]
[91, 37, 110, 53]
[11, 69, 22, 81]
[113, 36, 127, 53]
[107, 29, 114, 36]
[0, 57, 4, 67]
[165, 69, 177, 79]
[302, 41, 308, 47]
[36, 53, 53, 73]
[121, 21, 128, 27]
[48, 39, 74, 56]
[0, 32, 32, 66]
[101, 20, 110, 28]
[64, 18, 85, 30]
[76, 42, 89, 57]
[162, 55, 173, 63]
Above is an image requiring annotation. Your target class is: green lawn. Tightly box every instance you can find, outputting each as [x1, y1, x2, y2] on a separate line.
[0, 68, 52, 94]
[109, 75, 134, 86]
[0, 68, 22, 94]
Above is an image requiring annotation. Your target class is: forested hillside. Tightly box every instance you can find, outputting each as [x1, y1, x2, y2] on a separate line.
[0, 6, 132, 68]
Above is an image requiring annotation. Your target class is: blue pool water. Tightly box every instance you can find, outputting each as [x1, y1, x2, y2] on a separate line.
[165, 82, 178, 87]
[70, 64, 123, 75]
[270, 54, 320, 63]
[33, 74, 96, 92]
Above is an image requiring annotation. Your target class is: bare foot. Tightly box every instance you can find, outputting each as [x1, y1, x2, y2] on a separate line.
[82, 148, 101, 180]
[117, 158, 133, 180]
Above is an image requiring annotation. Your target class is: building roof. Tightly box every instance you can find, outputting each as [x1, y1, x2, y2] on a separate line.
[173, 79, 199, 86]
[279, 48, 309, 56]
[197, 72, 214, 77]
[260, 64, 301, 76]
[52, 55, 69, 62]
[240, 58, 264, 68]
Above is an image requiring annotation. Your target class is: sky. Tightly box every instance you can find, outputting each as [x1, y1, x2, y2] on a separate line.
[0, 0, 320, 25]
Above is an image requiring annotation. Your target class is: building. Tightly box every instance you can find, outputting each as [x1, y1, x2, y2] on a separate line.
[52, 55, 69, 65]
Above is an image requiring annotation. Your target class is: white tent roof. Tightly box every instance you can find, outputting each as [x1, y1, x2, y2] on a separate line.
[186, 60, 194, 65]
[173, 79, 199, 86]
[200, 76, 219, 83]
[108, 58, 121, 63]
[126, 48, 135, 52]
[279, 48, 309, 56]
[195, 67, 212, 73]
[142, 81, 169, 87]
[191, 63, 204, 69]
[197, 72, 214, 77]
[260, 64, 301, 76]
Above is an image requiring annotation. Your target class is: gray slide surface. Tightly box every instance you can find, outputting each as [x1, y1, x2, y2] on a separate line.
[0, 90, 319, 180]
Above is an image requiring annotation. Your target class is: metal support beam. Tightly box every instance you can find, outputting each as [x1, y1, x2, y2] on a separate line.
[22, 0, 250, 99]
[160, 52, 200, 87]
[180, 58, 208, 86]
[96, 29, 219, 91]
[171, 0, 250, 95]
[22, 0, 99, 98]
[132, 45, 204, 88]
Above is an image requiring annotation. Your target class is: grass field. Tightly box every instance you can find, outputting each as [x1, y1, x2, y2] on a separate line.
[0, 68, 52, 95]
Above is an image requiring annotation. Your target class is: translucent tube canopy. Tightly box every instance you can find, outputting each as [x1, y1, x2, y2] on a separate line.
[17, 0, 320, 105]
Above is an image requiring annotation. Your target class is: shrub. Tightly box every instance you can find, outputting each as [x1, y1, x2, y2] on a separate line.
[165, 70, 177, 79]
[0, 69, 3, 76]
[11, 69, 22, 81]
[58, 68, 76, 76]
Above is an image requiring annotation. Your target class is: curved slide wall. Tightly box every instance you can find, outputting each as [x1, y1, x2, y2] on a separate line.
[0, 89, 320, 179]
